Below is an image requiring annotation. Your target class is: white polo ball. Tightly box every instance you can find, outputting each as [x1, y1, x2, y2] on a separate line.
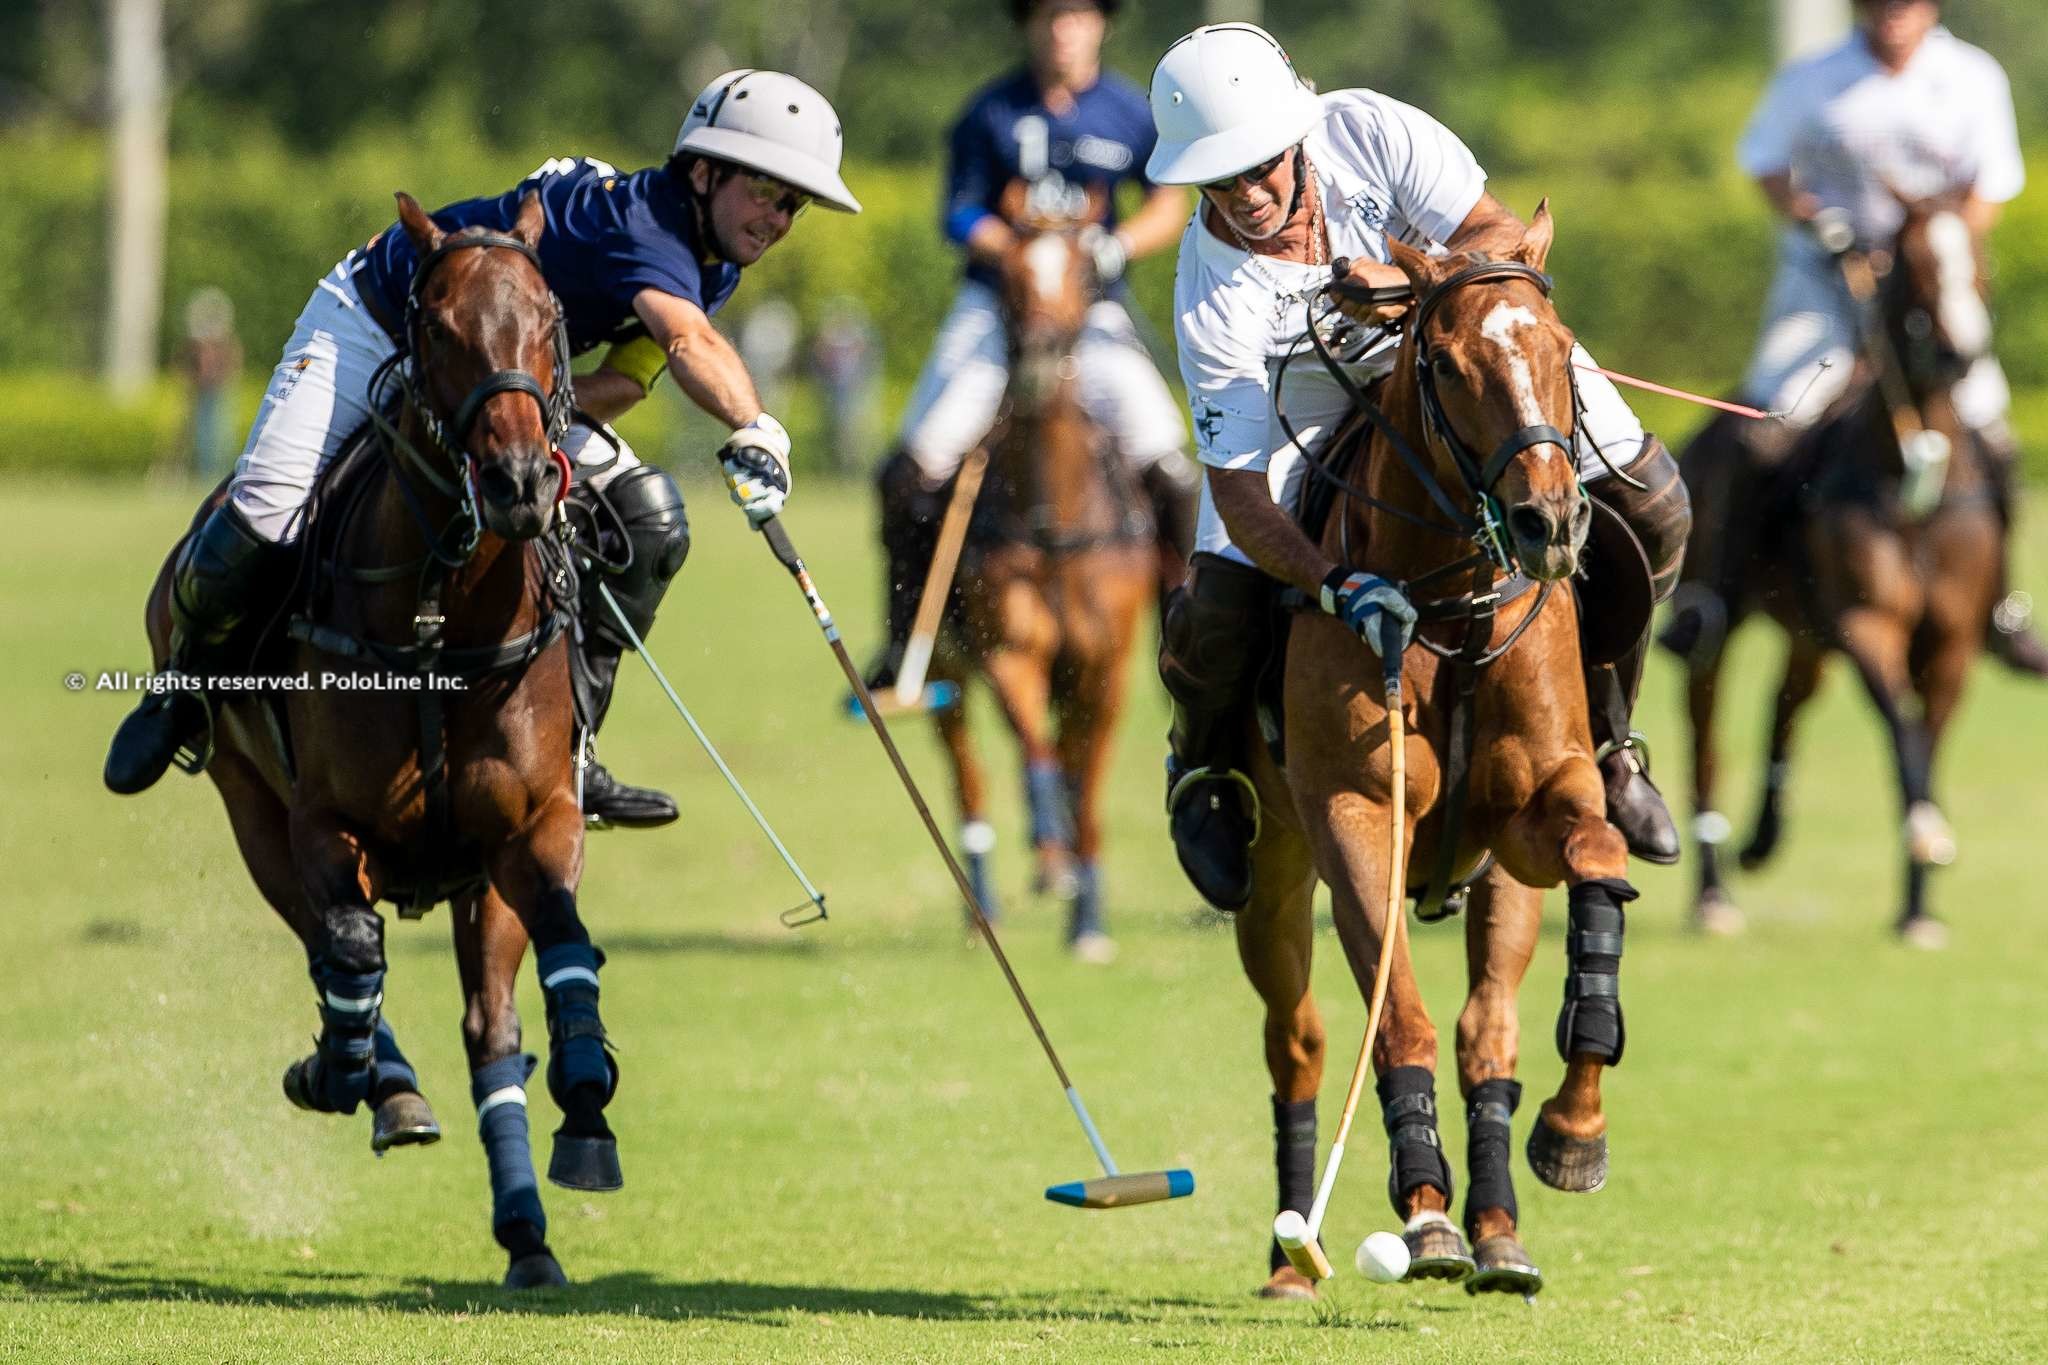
[1356, 1229, 1410, 1283]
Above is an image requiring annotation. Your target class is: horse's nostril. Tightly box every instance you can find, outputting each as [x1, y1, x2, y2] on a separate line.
[1507, 505, 1554, 546]
[478, 464, 519, 506]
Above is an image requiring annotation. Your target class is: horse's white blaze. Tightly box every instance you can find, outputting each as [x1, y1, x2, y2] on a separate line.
[1927, 211, 1990, 359]
[1025, 234, 1069, 304]
[1479, 301, 1550, 458]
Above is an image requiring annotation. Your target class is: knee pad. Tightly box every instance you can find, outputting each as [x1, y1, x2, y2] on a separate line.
[1159, 553, 1272, 707]
[584, 463, 688, 649]
[171, 501, 280, 652]
[1378, 1065, 1453, 1213]
[1556, 878, 1637, 1065]
[1597, 437, 1692, 605]
[1463, 1078, 1521, 1234]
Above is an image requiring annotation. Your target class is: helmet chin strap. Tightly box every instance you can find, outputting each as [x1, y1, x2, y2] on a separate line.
[684, 159, 741, 265]
[1283, 144, 1309, 222]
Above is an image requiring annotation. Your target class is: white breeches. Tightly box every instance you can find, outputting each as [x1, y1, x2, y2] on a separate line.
[1194, 342, 1648, 565]
[229, 253, 635, 545]
[896, 281, 1187, 483]
[1742, 249, 2010, 433]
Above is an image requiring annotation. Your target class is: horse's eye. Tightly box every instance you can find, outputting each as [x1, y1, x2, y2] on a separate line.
[1430, 352, 1457, 379]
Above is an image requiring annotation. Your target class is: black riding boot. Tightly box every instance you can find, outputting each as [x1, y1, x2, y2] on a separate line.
[1160, 553, 1274, 911]
[573, 462, 690, 830]
[1980, 435, 2048, 679]
[104, 502, 279, 794]
[1588, 437, 1691, 865]
[862, 448, 946, 694]
[1139, 450, 1200, 617]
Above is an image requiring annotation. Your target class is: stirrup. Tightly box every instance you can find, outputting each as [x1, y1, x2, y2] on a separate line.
[1166, 764, 1262, 849]
[1593, 730, 1653, 777]
[172, 687, 216, 776]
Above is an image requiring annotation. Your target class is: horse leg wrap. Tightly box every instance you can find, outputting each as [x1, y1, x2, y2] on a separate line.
[538, 942, 616, 1112]
[1379, 1066, 1454, 1213]
[1025, 759, 1075, 849]
[306, 956, 384, 1116]
[1556, 878, 1637, 1065]
[370, 1017, 421, 1103]
[1268, 1096, 1317, 1273]
[1066, 861, 1103, 942]
[472, 1052, 546, 1257]
[1463, 1079, 1522, 1238]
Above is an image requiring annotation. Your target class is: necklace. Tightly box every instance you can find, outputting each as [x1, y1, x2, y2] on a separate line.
[1222, 152, 1329, 306]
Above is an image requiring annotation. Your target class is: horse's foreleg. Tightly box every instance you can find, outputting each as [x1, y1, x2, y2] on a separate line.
[980, 645, 1071, 896]
[1054, 636, 1137, 951]
[1837, 606, 1951, 933]
[1456, 868, 1545, 1292]
[1496, 762, 1632, 1195]
[1740, 634, 1827, 872]
[453, 887, 564, 1288]
[1230, 781, 1324, 1296]
[286, 811, 392, 1120]
[1683, 637, 1742, 931]
[489, 794, 620, 1192]
[933, 682, 998, 921]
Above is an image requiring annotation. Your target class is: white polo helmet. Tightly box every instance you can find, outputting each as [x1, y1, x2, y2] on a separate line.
[674, 69, 863, 214]
[1145, 24, 1325, 186]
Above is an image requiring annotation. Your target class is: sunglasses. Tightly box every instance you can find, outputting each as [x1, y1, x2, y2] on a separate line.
[742, 172, 812, 219]
[1200, 150, 1290, 195]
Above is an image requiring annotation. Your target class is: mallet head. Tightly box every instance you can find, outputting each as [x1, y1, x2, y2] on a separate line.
[1273, 1209, 1335, 1280]
[1044, 1169, 1195, 1209]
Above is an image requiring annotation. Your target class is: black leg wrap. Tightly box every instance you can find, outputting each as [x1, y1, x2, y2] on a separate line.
[1463, 1079, 1521, 1238]
[1268, 1096, 1317, 1273]
[1556, 878, 1637, 1066]
[536, 941, 616, 1110]
[306, 957, 384, 1116]
[472, 1052, 547, 1257]
[579, 463, 689, 653]
[1379, 1066, 1453, 1214]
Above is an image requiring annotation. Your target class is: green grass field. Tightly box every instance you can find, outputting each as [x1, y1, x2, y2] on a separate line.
[5, 478, 2047, 1362]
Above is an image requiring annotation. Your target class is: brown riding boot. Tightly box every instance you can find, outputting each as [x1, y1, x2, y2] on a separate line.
[1160, 553, 1274, 911]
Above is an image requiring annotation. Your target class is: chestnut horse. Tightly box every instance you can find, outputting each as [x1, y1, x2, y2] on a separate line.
[1240, 208, 1637, 1298]
[1670, 193, 2005, 947]
[927, 181, 1155, 960]
[140, 194, 617, 1287]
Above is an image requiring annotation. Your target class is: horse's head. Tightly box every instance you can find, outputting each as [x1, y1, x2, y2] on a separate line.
[994, 178, 1106, 411]
[1387, 204, 1588, 582]
[1883, 187, 1991, 394]
[395, 190, 571, 541]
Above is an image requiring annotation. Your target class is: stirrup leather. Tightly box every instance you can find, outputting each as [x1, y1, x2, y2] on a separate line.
[1166, 764, 1263, 849]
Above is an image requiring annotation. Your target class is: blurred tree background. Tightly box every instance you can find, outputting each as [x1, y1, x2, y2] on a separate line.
[3, 0, 2043, 476]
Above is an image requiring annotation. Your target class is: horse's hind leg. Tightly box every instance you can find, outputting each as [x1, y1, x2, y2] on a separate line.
[933, 677, 999, 923]
[1682, 631, 1744, 934]
[453, 886, 564, 1289]
[1054, 634, 1138, 959]
[1740, 633, 1827, 871]
[982, 644, 1074, 897]
[1836, 606, 1951, 941]
[488, 795, 621, 1192]
[1455, 867, 1544, 1295]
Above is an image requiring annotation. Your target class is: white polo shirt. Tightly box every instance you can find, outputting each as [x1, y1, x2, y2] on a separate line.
[1173, 89, 1486, 476]
[1738, 27, 2024, 253]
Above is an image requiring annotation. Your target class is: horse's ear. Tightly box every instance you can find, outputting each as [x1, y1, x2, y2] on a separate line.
[395, 192, 444, 257]
[511, 190, 544, 250]
[1515, 198, 1554, 271]
[997, 179, 1029, 228]
[1386, 236, 1436, 290]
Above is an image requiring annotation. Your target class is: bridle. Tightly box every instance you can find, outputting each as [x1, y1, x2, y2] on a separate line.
[367, 229, 575, 560]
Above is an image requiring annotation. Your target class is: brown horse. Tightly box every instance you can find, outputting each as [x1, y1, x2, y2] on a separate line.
[1670, 193, 2005, 947]
[139, 193, 617, 1287]
[926, 181, 1155, 961]
[1239, 208, 1638, 1298]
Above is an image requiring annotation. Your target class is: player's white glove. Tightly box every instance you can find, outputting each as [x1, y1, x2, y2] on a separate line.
[1809, 207, 1856, 257]
[1321, 568, 1417, 657]
[720, 414, 792, 526]
[1080, 226, 1128, 286]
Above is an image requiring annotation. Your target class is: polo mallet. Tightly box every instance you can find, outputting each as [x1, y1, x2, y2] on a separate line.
[891, 445, 989, 710]
[594, 583, 829, 928]
[1275, 613, 1409, 1279]
[756, 515, 1194, 1210]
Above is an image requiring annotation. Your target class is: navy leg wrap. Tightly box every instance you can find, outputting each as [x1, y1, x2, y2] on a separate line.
[307, 960, 383, 1115]
[537, 943, 614, 1107]
[370, 1017, 420, 1102]
[1067, 862, 1103, 941]
[1556, 878, 1637, 1065]
[1269, 1096, 1317, 1273]
[1379, 1065, 1453, 1213]
[1025, 759, 1074, 848]
[1463, 1078, 1521, 1237]
[472, 1053, 546, 1256]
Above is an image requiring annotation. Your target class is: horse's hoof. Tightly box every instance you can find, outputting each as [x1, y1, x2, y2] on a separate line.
[1401, 1211, 1475, 1282]
[1737, 831, 1778, 872]
[370, 1089, 441, 1152]
[1467, 1234, 1544, 1296]
[1897, 916, 1950, 951]
[548, 1132, 623, 1192]
[1068, 930, 1117, 965]
[1692, 893, 1746, 938]
[1255, 1265, 1318, 1300]
[1905, 802, 1957, 867]
[503, 1249, 568, 1290]
[1527, 1113, 1607, 1193]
